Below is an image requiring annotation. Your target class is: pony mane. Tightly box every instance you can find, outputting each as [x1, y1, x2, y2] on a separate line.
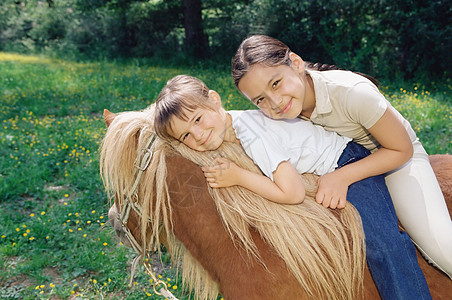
[99, 106, 366, 300]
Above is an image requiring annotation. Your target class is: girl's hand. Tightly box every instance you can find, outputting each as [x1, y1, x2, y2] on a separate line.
[201, 157, 240, 188]
[316, 170, 350, 209]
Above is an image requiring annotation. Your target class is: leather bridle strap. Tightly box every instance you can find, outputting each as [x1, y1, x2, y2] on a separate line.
[115, 133, 179, 299]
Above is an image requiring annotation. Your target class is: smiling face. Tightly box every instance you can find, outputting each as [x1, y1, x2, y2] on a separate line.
[168, 105, 229, 152]
[237, 53, 315, 119]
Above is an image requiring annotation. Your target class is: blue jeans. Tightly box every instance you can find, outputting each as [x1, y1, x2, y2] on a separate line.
[338, 142, 431, 300]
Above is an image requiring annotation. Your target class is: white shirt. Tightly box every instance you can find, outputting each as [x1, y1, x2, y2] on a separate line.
[304, 69, 418, 152]
[228, 110, 351, 180]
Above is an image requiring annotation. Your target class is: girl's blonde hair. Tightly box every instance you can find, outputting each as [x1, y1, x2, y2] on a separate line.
[154, 75, 219, 141]
[100, 102, 366, 300]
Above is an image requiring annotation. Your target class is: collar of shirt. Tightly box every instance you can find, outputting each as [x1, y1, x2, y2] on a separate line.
[306, 69, 332, 120]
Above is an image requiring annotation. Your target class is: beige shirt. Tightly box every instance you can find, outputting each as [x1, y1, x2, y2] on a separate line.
[303, 69, 418, 153]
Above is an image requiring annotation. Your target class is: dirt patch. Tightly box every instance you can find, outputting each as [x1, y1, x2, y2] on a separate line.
[42, 267, 63, 285]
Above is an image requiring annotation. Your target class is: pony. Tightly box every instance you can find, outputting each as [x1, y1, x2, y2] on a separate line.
[101, 107, 452, 300]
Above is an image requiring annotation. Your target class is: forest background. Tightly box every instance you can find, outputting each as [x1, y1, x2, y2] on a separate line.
[1, 0, 451, 81]
[0, 1, 451, 299]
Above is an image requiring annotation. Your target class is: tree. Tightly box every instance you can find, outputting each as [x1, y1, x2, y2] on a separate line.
[182, 0, 208, 57]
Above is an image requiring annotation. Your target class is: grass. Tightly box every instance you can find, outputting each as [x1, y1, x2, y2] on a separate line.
[0, 52, 451, 300]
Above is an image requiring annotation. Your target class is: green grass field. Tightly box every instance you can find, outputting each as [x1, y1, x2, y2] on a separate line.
[0, 53, 451, 299]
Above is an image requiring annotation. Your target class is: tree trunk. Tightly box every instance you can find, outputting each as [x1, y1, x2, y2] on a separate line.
[181, 0, 208, 58]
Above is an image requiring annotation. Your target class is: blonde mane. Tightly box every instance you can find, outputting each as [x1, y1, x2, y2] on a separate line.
[100, 105, 366, 300]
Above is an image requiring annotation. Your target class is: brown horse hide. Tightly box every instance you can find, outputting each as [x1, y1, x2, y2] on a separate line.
[109, 151, 452, 300]
[430, 155, 452, 217]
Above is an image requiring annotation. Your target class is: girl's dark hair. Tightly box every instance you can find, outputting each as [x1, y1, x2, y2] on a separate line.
[303, 62, 379, 88]
[232, 35, 378, 88]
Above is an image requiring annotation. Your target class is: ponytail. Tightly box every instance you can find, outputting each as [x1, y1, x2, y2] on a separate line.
[304, 61, 379, 88]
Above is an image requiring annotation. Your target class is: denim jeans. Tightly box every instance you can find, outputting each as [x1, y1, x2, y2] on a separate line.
[337, 142, 431, 300]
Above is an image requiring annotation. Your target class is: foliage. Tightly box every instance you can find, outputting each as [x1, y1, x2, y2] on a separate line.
[0, 51, 450, 299]
[127, 0, 184, 57]
[0, 0, 450, 80]
[248, 0, 451, 80]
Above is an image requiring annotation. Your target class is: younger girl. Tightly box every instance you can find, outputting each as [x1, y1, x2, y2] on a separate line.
[231, 34, 452, 280]
[153, 74, 431, 300]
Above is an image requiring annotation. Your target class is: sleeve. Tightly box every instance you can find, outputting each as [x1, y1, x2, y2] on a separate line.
[345, 82, 388, 129]
[234, 113, 290, 181]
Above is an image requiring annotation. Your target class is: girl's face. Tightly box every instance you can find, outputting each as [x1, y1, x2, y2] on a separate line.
[168, 91, 230, 152]
[237, 53, 312, 120]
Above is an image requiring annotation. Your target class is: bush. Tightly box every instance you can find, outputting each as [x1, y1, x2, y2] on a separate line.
[256, 0, 451, 80]
[0, 0, 450, 80]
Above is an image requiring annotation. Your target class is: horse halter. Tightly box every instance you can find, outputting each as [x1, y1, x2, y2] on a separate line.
[113, 133, 179, 300]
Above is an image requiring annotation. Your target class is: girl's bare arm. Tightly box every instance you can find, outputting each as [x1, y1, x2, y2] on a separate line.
[202, 157, 305, 204]
[316, 107, 413, 208]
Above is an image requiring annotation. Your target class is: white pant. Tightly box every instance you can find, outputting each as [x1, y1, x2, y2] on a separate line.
[385, 141, 452, 279]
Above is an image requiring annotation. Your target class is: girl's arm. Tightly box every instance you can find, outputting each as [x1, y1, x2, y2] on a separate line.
[316, 107, 413, 208]
[341, 107, 413, 178]
[202, 157, 305, 204]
